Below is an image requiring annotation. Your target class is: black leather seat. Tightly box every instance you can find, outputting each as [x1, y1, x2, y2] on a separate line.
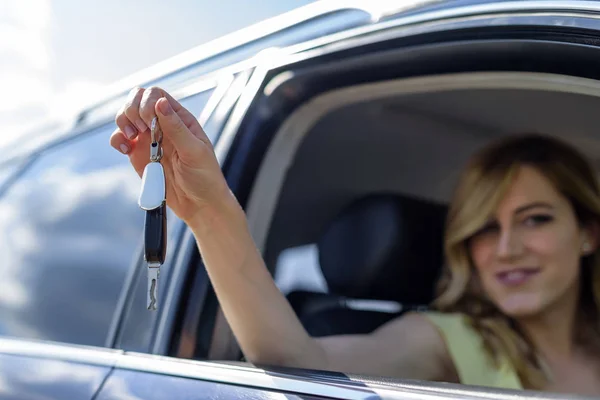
[287, 193, 447, 337]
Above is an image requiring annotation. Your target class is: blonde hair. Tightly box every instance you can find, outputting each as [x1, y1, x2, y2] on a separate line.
[433, 133, 600, 389]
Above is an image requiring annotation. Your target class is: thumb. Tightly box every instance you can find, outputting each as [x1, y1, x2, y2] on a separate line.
[155, 97, 198, 154]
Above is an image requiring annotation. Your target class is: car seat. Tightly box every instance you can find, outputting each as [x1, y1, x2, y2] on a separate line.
[286, 193, 447, 337]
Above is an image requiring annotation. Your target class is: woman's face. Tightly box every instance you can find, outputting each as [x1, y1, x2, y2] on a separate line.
[469, 166, 594, 318]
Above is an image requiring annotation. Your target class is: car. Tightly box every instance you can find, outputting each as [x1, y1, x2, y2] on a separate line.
[2, 0, 600, 398]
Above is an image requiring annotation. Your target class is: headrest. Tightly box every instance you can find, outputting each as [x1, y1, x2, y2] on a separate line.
[317, 193, 446, 304]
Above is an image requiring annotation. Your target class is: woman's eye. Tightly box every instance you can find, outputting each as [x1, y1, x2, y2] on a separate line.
[475, 222, 499, 236]
[524, 214, 553, 226]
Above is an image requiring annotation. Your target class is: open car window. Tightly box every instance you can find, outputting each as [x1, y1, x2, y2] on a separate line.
[173, 10, 600, 397]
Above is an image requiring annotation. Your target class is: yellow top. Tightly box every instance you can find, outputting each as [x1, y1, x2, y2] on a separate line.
[421, 311, 523, 389]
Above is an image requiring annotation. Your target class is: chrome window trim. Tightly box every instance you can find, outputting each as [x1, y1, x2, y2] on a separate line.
[213, 51, 277, 166]
[197, 74, 235, 126]
[202, 69, 254, 147]
[170, 76, 224, 108]
[0, 337, 123, 367]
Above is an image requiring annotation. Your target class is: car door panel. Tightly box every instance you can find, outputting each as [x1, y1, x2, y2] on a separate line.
[0, 353, 110, 400]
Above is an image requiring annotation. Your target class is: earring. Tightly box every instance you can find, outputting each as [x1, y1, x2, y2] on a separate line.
[582, 242, 592, 253]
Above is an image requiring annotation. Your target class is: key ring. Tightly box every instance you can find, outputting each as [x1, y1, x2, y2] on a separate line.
[150, 117, 163, 162]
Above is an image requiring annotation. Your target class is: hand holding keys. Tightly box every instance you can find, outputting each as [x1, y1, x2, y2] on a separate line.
[111, 88, 231, 310]
[138, 117, 167, 310]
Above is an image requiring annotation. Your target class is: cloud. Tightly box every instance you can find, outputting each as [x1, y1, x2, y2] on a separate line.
[0, 0, 51, 30]
[0, 0, 104, 149]
[0, 0, 53, 147]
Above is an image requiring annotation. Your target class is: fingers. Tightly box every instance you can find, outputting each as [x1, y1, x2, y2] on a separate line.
[109, 128, 148, 178]
[109, 128, 131, 155]
[124, 87, 148, 134]
[113, 85, 213, 162]
[141, 87, 210, 145]
[115, 87, 146, 140]
[155, 97, 201, 159]
[139, 86, 167, 128]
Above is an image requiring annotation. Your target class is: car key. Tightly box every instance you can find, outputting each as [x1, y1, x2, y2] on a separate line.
[138, 117, 167, 310]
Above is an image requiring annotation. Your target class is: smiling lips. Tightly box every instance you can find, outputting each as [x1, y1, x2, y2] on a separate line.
[496, 268, 541, 286]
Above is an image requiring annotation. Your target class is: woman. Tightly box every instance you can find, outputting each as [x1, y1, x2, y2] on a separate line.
[110, 87, 600, 395]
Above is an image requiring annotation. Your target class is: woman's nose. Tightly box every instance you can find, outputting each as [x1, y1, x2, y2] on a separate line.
[495, 227, 523, 260]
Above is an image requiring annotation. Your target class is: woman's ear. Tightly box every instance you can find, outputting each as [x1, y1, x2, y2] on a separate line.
[581, 221, 600, 255]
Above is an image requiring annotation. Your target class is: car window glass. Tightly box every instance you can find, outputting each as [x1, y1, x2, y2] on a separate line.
[0, 123, 142, 347]
[115, 215, 183, 353]
[116, 261, 156, 353]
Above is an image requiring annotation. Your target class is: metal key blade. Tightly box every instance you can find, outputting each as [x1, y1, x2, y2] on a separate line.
[147, 263, 160, 310]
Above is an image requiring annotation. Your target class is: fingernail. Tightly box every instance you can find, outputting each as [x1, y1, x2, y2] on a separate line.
[124, 125, 136, 139]
[120, 144, 129, 154]
[158, 98, 173, 116]
[136, 120, 147, 132]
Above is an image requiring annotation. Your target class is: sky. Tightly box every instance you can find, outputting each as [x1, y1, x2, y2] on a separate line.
[0, 0, 316, 146]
